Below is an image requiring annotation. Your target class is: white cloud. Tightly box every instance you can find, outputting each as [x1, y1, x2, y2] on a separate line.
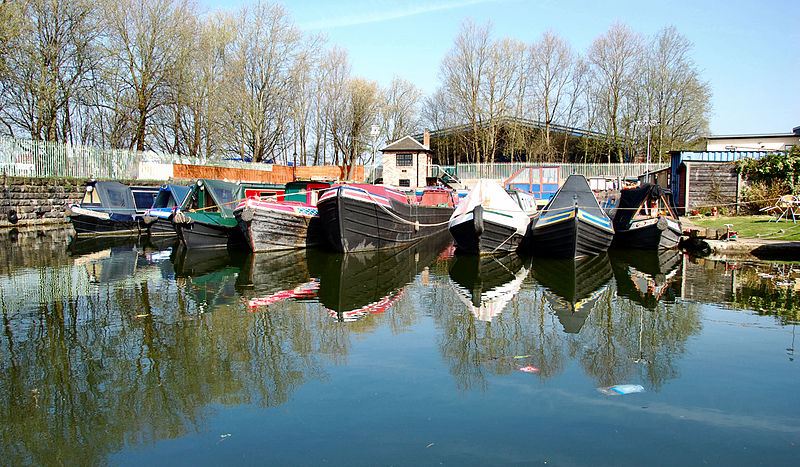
[299, 0, 501, 30]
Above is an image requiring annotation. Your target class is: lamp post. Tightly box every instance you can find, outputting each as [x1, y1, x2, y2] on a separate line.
[293, 151, 297, 181]
[635, 120, 660, 182]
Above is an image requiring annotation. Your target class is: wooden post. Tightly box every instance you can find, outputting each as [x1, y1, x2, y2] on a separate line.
[684, 163, 691, 214]
[735, 170, 742, 215]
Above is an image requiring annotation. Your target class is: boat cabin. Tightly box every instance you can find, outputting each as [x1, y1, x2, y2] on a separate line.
[80, 180, 158, 216]
[504, 166, 561, 205]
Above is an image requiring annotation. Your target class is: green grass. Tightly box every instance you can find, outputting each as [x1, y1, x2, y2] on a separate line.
[689, 215, 800, 241]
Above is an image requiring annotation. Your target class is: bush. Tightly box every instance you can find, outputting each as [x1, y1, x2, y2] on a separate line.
[740, 180, 789, 213]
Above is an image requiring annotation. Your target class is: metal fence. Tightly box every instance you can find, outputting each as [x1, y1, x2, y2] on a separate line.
[442, 162, 666, 181]
[0, 136, 276, 180]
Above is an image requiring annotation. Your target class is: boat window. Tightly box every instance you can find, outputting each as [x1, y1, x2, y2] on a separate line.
[81, 188, 101, 204]
[543, 168, 559, 184]
[396, 154, 413, 167]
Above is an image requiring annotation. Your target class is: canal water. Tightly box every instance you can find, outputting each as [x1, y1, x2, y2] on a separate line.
[1, 227, 798, 465]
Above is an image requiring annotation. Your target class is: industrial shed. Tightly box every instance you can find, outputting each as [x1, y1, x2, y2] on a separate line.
[669, 151, 770, 214]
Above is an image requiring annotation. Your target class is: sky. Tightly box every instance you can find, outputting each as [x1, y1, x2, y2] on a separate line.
[201, 0, 800, 136]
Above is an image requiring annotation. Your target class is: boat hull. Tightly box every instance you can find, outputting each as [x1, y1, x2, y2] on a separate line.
[174, 217, 245, 250]
[528, 207, 614, 258]
[449, 207, 524, 255]
[236, 206, 326, 252]
[611, 216, 681, 249]
[68, 210, 141, 237]
[318, 186, 454, 253]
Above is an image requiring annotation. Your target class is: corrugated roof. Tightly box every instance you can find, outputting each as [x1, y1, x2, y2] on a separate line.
[677, 151, 770, 162]
[381, 136, 430, 152]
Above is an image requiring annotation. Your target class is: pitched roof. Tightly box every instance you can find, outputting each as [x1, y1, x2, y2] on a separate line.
[380, 135, 430, 153]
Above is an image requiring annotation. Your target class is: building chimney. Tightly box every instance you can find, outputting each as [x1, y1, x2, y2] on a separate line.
[423, 130, 430, 149]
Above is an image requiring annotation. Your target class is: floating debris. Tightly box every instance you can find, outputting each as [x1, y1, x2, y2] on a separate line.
[599, 384, 645, 395]
[518, 366, 540, 373]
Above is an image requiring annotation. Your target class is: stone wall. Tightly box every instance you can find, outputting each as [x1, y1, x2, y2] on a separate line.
[0, 176, 160, 229]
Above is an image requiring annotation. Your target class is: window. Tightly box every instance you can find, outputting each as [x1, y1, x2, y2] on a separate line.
[398, 179, 411, 187]
[396, 153, 413, 167]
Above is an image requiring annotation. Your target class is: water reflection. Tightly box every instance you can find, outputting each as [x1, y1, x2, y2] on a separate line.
[610, 248, 683, 309]
[238, 249, 319, 310]
[1, 228, 798, 464]
[532, 253, 613, 333]
[0, 232, 336, 464]
[448, 253, 529, 321]
[316, 233, 451, 321]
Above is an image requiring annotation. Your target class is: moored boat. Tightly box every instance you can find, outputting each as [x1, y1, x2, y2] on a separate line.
[317, 183, 456, 252]
[523, 174, 614, 258]
[234, 180, 332, 252]
[67, 180, 159, 237]
[172, 179, 283, 250]
[611, 183, 682, 249]
[448, 179, 537, 255]
[141, 184, 191, 236]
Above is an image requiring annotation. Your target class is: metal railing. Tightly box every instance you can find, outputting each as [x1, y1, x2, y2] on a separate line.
[439, 162, 665, 181]
[0, 136, 277, 180]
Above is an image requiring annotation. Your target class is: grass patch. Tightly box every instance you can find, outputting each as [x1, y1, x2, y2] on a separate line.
[689, 215, 800, 241]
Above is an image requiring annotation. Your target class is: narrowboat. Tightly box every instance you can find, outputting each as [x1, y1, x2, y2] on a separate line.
[524, 174, 614, 258]
[532, 253, 613, 333]
[67, 180, 159, 237]
[448, 179, 537, 255]
[234, 180, 332, 252]
[172, 179, 283, 250]
[317, 183, 456, 253]
[448, 252, 529, 321]
[141, 184, 191, 236]
[611, 183, 682, 249]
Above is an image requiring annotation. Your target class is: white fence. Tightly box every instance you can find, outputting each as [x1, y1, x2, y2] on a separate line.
[0, 137, 275, 180]
[444, 162, 665, 181]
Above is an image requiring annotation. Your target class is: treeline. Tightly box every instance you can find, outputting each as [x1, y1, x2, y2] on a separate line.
[0, 1, 711, 170]
[427, 20, 711, 164]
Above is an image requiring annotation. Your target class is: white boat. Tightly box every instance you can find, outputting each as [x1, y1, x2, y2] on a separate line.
[448, 179, 537, 255]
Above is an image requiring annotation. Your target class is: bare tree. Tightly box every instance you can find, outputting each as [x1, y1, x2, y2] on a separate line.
[101, 0, 195, 151]
[528, 31, 574, 159]
[221, 1, 303, 162]
[1, 0, 99, 142]
[644, 26, 711, 161]
[380, 76, 422, 142]
[289, 33, 324, 165]
[330, 77, 380, 180]
[438, 19, 493, 163]
[587, 22, 643, 162]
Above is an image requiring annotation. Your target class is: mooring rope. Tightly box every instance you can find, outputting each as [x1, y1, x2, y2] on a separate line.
[355, 186, 454, 228]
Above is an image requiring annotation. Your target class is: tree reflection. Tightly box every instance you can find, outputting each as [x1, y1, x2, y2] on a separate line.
[0, 234, 348, 465]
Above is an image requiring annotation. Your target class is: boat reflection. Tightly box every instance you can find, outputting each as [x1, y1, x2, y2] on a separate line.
[448, 253, 529, 321]
[315, 234, 451, 322]
[237, 249, 320, 310]
[170, 244, 247, 312]
[532, 253, 613, 333]
[610, 248, 683, 309]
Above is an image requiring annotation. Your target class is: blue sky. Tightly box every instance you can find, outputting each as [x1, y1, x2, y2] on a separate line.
[201, 0, 799, 135]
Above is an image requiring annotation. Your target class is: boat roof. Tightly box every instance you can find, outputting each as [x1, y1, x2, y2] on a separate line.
[612, 183, 677, 227]
[84, 181, 137, 215]
[541, 174, 605, 217]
